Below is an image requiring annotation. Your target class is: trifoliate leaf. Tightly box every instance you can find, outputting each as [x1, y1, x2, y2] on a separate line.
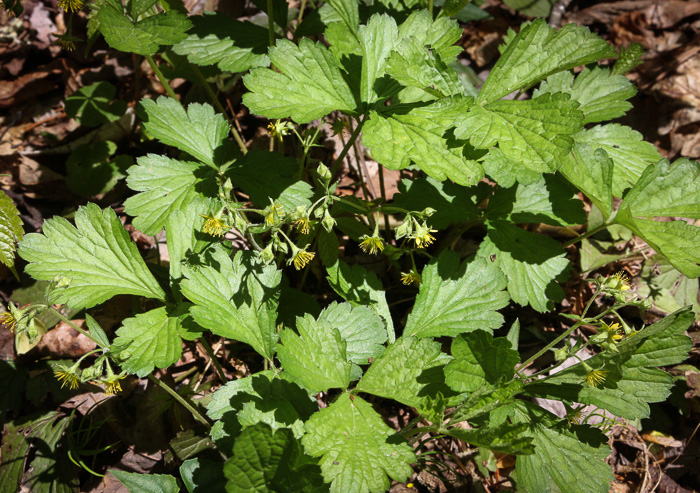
[392, 177, 478, 229]
[455, 92, 584, 173]
[477, 220, 570, 312]
[113, 305, 187, 377]
[487, 174, 586, 226]
[363, 97, 484, 186]
[613, 159, 700, 277]
[18, 203, 166, 310]
[140, 97, 230, 168]
[326, 261, 395, 343]
[227, 150, 313, 211]
[530, 308, 694, 419]
[405, 252, 509, 338]
[356, 336, 456, 408]
[478, 19, 616, 104]
[446, 421, 534, 455]
[64, 81, 127, 127]
[481, 147, 541, 188]
[111, 470, 180, 493]
[181, 248, 280, 360]
[397, 10, 463, 63]
[208, 371, 316, 450]
[98, 0, 191, 56]
[559, 147, 614, 220]
[534, 66, 635, 124]
[0, 190, 23, 274]
[243, 38, 356, 124]
[445, 331, 520, 393]
[302, 394, 414, 493]
[172, 13, 269, 73]
[358, 14, 400, 104]
[124, 155, 216, 235]
[568, 124, 661, 197]
[224, 424, 327, 493]
[277, 314, 353, 393]
[317, 302, 387, 365]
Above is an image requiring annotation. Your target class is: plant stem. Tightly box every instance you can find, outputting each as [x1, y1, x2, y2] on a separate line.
[428, 0, 434, 16]
[267, 0, 275, 47]
[562, 223, 608, 248]
[145, 55, 179, 102]
[190, 64, 248, 155]
[50, 307, 102, 347]
[377, 165, 391, 236]
[148, 374, 212, 429]
[199, 337, 227, 382]
[331, 115, 365, 177]
[296, 0, 308, 24]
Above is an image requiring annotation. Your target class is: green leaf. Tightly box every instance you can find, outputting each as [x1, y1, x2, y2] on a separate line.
[534, 67, 635, 124]
[450, 379, 523, 422]
[392, 177, 478, 229]
[502, 0, 555, 17]
[227, 150, 313, 211]
[277, 313, 353, 393]
[559, 147, 614, 220]
[124, 155, 216, 235]
[532, 308, 694, 419]
[85, 314, 110, 349]
[64, 81, 127, 127]
[612, 43, 645, 76]
[98, 0, 191, 56]
[356, 336, 455, 408]
[22, 415, 78, 493]
[405, 252, 509, 338]
[363, 97, 485, 186]
[113, 306, 188, 377]
[0, 190, 23, 274]
[165, 201, 209, 280]
[397, 10, 463, 63]
[477, 220, 570, 312]
[488, 175, 586, 226]
[140, 97, 229, 168]
[180, 458, 227, 493]
[110, 470, 180, 493]
[326, 261, 395, 343]
[358, 14, 400, 104]
[172, 13, 269, 73]
[445, 331, 520, 393]
[243, 38, 356, 123]
[318, 302, 387, 366]
[568, 124, 662, 197]
[481, 147, 541, 188]
[614, 159, 700, 277]
[207, 371, 316, 450]
[66, 141, 131, 198]
[18, 203, 166, 310]
[181, 248, 280, 360]
[455, 92, 584, 173]
[302, 394, 414, 492]
[224, 424, 327, 493]
[637, 255, 700, 315]
[478, 19, 616, 104]
[446, 421, 534, 455]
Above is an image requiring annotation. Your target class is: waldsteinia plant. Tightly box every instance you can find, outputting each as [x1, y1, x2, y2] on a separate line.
[8, 0, 700, 491]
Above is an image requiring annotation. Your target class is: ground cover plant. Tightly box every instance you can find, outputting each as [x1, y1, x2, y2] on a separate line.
[1, 0, 700, 492]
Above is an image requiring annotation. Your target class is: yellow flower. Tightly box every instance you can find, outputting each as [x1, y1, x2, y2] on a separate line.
[0, 311, 17, 333]
[359, 235, 384, 255]
[265, 202, 284, 227]
[585, 369, 607, 388]
[413, 232, 435, 249]
[291, 249, 315, 270]
[58, 0, 83, 11]
[54, 369, 80, 390]
[612, 271, 631, 291]
[401, 270, 421, 286]
[201, 215, 230, 237]
[103, 376, 124, 395]
[293, 217, 311, 235]
[53, 33, 78, 51]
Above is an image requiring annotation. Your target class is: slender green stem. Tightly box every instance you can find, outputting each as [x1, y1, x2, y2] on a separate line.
[562, 223, 608, 248]
[267, 0, 275, 47]
[296, 0, 308, 24]
[331, 115, 366, 177]
[51, 307, 102, 347]
[377, 165, 391, 236]
[199, 337, 226, 383]
[190, 64, 248, 155]
[148, 374, 212, 428]
[145, 55, 179, 102]
[428, 0, 434, 16]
